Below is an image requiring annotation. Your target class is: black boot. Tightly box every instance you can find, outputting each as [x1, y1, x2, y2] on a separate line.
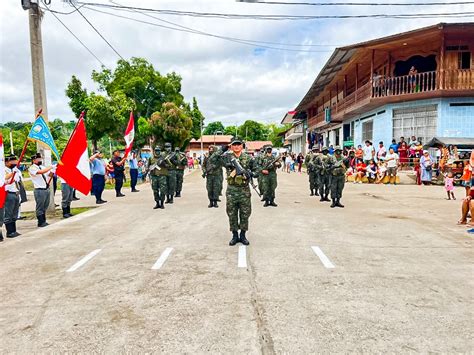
[169, 195, 174, 204]
[336, 199, 345, 208]
[62, 208, 70, 218]
[208, 199, 213, 208]
[175, 191, 181, 197]
[310, 189, 314, 196]
[67, 206, 73, 217]
[6, 223, 17, 238]
[229, 231, 239, 246]
[315, 190, 320, 196]
[153, 201, 160, 209]
[11, 222, 21, 237]
[213, 200, 219, 208]
[260, 196, 265, 202]
[165, 195, 171, 204]
[38, 214, 49, 228]
[0, 231, 3, 242]
[160, 199, 165, 209]
[263, 199, 270, 207]
[330, 199, 336, 208]
[239, 230, 249, 245]
[320, 196, 325, 202]
[324, 195, 331, 202]
[270, 198, 278, 207]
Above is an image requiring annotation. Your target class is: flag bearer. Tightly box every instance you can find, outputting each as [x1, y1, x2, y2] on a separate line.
[28, 153, 54, 227]
[4, 155, 21, 238]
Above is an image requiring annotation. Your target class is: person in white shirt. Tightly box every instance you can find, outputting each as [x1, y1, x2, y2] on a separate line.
[384, 147, 400, 185]
[4, 155, 21, 238]
[377, 141, 387, 161]
[363, 140, 375, 165]
[60, 177, 74, 219]
[28, 153, 54, 227]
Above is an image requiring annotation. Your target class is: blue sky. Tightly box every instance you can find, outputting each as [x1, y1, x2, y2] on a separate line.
[1, 0, 472, 126]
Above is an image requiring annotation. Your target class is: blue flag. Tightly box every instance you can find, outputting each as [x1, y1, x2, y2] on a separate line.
[28, 115, 60, 159]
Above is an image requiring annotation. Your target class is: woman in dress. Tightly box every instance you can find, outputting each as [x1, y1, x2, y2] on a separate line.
[420, 150, 433, 185]
[398, 141, 408, 170]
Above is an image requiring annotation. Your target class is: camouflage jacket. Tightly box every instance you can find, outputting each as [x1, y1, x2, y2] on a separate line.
[329, 155, 350, 176]
[222, 151, 258, 187]
[148, 152, 172, 176]
[258, 154, 282, 173]
[314, 153, 333, 175]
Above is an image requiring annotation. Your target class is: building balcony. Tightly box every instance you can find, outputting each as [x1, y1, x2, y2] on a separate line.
[285, 124, 305, 140]
[323, 69, 474, 123]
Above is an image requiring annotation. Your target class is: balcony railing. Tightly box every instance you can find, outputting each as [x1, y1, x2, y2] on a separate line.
[307, 110, 325, 128]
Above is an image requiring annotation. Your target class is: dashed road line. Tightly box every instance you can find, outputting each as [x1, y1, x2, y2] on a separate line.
[151, 247, 173, 270]
[238, 245, 247, 268]
[66, 249, 102, 272]
[311, 246, 335, 269]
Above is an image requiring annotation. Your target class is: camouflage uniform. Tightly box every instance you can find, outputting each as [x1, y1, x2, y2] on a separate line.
[255, 149, 265, 200]
[203, 147, 224, 207]
[174, 149, 187, 197]
[305, 151, 320, 196]
[314, 147, 332, 201]
[149, 148, 170, 209]
[222, 149, 258, 232]
[329, 147, 349, 208]
[259, 148, 281, 206]
[164, 143, 177, 204]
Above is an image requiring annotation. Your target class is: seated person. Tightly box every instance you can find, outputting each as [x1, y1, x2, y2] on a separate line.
[376, 162, 387, 184]
[354, 158, 367, 184]
[366, 159, 377, 183]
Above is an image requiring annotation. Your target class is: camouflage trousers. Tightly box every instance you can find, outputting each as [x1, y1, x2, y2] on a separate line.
[176, 169, 184, 193]
[226, 185, 252, 232]
[151, 175, 168, 202]
[206, 174, 220, 200]
[308, 171, 319, 191]
[217, 171, 224, 196]
[330, 175, 345, 199]
[262, 172, 277, 199]
[319, 174, 331, 197]
[167, 170, 177, 195]
[257, 175, 264, 196]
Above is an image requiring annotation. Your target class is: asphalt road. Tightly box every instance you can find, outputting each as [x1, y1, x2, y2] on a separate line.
[1, 169, 472, 353]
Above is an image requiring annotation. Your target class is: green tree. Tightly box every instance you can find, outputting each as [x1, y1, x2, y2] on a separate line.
[266, 123, 291, 147]
[189, 97, 205, 139]
[149, 102, 193, 149]
[237, 120, 270, 141]
[203, 121, 225, 135]
[224, 125, 238, 136]
[65, 75, 88, 118]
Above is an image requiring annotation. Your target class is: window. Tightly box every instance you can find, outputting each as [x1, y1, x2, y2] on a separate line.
[362, 120, 373, 142]
[458, 52, 471, 70]
[392, 105, 437, 144]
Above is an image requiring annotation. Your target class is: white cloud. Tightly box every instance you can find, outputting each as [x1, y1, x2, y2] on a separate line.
[1, 0, 472, 125]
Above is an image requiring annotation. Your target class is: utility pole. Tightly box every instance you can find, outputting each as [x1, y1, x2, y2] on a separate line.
[22, 0, 55, 213]
[9, 129, 14, 154]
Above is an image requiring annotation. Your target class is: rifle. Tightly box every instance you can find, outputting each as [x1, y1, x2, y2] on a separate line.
[230, 157, 262, 197]
[263, 155, 282, 170]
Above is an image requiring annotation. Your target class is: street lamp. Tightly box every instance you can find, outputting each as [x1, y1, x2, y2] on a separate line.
[213, 130, 223, 145]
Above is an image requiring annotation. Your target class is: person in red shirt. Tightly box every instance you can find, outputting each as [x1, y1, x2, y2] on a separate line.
[355, 145, 364, 160]
[398, 140, 409, 170]
[354, 158, 367, 184]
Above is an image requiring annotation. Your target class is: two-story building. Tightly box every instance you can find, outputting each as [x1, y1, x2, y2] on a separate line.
[291, 22, 474, 149]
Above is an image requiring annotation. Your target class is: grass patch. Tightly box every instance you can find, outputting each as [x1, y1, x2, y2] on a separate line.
[21, 206, 95, 220]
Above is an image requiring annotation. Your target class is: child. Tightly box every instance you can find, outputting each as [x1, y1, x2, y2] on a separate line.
[444, 171, 456, 200]
[376, 161, 387, 184]
[354, 158, 367, 184]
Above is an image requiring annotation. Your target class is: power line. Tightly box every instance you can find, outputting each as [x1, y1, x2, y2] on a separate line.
[41, 4, 105, 66]
[71, 2, 124, 59]
[250, 1, 474, 6]
[107, 0, 338, 48]
[78, 2, 474, 20]
[83, 6, 336, 53]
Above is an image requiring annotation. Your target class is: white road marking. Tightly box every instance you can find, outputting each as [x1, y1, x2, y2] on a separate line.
[66, 249, 102, 272]
[238, 245, 247, 268]
[152, 247, 174, 270]
[311, 246, 335, 269]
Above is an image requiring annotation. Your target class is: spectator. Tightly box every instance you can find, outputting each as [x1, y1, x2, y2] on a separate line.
[389, 139, 399, 153]
[376, 161, 387, 184]
[329, 145, 335, 155]
[408, 66, 418, 92]
[366, 159, 377, 183]
[354, 158, 367, 184]
[420, 150, 433, 185]
[458, 187, 474, 225]
[285, 154, 293, 173]
[106, 160, 115, 184]
[187, 156, 194, 170]
[377, 141, 387, 161]
[384, 147, 399, 185]
[128, 151, 139, 193]
[444, 171, 456, 200]
[297, 153, 304, 173]
[398, 140, 409, 170]
[408, 135, 417, 147]
[90, 150, 107, 204]
[460, 161, 472, 196]
[282, 152, 287, 171]
[363, 140, 375, 165]
[355, 145, 363, 160]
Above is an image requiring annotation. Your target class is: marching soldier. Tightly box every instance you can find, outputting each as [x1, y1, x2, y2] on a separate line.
[4, 155, 21, 238]
[329, 146, 349, 208]
[174, 147, 187, 198]
[305, 147, 320, 196]
[259, 145, 281, 207]
[256, 148, 265, 201]
[315, 146, 331, 202]
[28, 153, 54, 227]
[221, 137, 258, 246]
[164, 142, 177, 204]
[202, 145, 223, 208]
[149, 146, 170, 209]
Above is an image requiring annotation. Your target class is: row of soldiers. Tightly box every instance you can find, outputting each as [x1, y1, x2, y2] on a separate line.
[305, 146, 349, 208]
[147, 143, 188, 209]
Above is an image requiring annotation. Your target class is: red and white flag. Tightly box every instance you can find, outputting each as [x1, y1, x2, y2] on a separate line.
[124, 111, 135, 158]
[56, 113, 91, 195]
[0, 134, 5, 208]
